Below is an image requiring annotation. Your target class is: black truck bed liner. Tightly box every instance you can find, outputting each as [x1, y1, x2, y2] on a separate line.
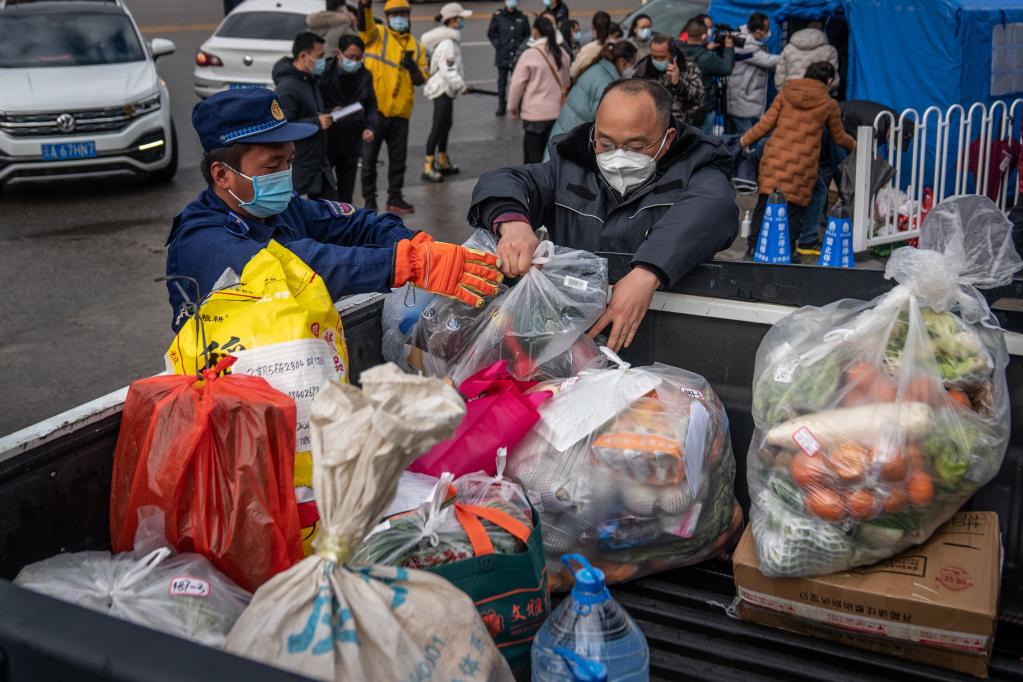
[1, 261, 1022, 681]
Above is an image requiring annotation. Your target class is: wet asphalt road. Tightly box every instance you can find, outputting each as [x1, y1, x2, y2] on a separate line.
[0, 0, 636, 435]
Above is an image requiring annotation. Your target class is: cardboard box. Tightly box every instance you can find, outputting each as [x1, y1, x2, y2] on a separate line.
[733, 511, 1001, 678]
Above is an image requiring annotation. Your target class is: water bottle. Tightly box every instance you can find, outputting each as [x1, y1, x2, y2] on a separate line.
[740, 209, 752, 239]
[532, 554, 650, 681]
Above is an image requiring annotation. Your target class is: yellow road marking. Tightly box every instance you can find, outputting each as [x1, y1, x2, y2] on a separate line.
[138, 7, 632, 34]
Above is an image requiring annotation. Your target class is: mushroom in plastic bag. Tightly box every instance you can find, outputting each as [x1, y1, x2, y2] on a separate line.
[15, 507, 251, 648]
[225, 364, 512, 681]
[748, 195, 1020, 577]
[508, 349, 742, 590]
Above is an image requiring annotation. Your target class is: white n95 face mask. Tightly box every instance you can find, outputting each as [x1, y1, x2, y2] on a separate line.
[595, 129, 669, 195]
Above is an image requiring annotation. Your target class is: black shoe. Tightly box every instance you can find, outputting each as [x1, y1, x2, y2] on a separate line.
[495, 107, 506, 116]
[386, 197, 415, 215]
[364, 198, 377, 212]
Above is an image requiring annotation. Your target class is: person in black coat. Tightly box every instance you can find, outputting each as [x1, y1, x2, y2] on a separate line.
[319, 35, 379, 203]
[487, 0, 530, 116]
[272, 32, 336, 198]
[469, 78, 737, 351]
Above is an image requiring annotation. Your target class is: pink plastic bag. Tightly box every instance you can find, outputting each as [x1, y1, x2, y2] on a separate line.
[409, 361, 552, 477]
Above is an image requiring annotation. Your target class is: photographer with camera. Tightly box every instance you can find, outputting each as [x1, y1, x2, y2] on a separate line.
[636, 35, 705, 126]
[680, 16, 734, 135]
[726, 13, 779, 134]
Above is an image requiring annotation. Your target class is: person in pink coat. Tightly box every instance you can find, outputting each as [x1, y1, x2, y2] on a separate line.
[508, 16, 571, 163]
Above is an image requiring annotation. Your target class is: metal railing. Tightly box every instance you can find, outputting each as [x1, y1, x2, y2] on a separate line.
[852, 98, 1023, 252]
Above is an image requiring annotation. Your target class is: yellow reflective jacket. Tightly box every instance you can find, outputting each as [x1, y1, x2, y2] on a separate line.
[359, 6, 428, 119]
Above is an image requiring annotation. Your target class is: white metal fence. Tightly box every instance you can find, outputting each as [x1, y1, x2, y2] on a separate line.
[851, 98, 1023, 252]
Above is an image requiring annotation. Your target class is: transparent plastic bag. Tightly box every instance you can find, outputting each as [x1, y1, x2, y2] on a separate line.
[748, 196, 1021, 577]
[508, 350, 742, 590]
[381, 229, 502, 374]
[355, 453, 532, 568]
[446, 242, 609, 386]
[15, 507, 251, 647]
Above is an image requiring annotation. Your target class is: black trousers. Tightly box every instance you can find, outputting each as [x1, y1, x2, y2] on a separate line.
[361, 115, 409, 202]
[522, 121, 555, 164]
[328, 127, 363, 204]
[497, 67, 511, 110]
[425, 95, 454, 156]
[747, 193, 808, 257]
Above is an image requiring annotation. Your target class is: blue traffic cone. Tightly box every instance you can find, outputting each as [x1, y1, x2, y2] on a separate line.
[818, 202, 855, 268]
[754, 190, 791, 264]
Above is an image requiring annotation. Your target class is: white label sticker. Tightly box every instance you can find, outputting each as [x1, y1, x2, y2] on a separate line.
[563, 275, 589, 291]
[231, 338, 345, 454]
[773, 359, 800, 384]
[792, 426, 822, 456]
[169, 577, 211, 598]
[682, 387, 703, 401]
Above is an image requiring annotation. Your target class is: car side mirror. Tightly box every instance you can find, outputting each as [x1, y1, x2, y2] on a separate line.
[151, 38, 176, 60]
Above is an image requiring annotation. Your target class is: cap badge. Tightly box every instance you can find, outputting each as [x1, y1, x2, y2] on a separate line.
[270, 100, 285, 121]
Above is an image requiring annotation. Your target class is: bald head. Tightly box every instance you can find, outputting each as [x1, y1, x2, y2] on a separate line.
[593, 80, 676, 160]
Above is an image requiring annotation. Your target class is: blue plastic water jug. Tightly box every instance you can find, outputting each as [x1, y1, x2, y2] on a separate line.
[754, 189, 791, 264]
[818, 202, 855, 268]
[531, 555, 649, 681]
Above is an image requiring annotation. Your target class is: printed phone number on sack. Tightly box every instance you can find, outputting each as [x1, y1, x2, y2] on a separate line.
[287, 385, 321, 401]
[239, 356, 328, 378]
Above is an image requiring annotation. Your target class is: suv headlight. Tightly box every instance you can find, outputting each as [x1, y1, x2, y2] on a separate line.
[124, 94, 161, 118]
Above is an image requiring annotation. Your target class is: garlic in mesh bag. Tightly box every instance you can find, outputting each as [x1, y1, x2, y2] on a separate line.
[225, 364, 512, 681]
[508, 349, 742, 590]
[748, 196, 1020, 577]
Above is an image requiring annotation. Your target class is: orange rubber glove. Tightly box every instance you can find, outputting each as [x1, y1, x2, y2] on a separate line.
[393, 234, 503, 307]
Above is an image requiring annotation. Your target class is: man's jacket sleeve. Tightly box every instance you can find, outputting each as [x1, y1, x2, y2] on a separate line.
[632, 165, 738, 286]
[466, 160, 558, 232]
[300, 198, 413, 248]
[276, 84, 319, 126]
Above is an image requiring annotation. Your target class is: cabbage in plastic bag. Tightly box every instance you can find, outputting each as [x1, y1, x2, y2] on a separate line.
[15, 507, 250, 647]
[748, 196, 1020, 577]
[508, 350, 741, 590]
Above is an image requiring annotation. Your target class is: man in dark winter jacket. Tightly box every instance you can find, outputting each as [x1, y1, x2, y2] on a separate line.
[487, 0, 530, 116]
[320, 34, 379, 203]
[680, 17, 734, 135]
[469, 78, 737, 351]
[273, 32, 336, 198]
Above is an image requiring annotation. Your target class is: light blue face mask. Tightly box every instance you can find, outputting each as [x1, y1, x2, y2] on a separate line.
[226, 165, 294, 218]
[505, 0, 517, 8]
[651, 58, 669, 72]
[637, 27, 652, 41]
[312, 56, 327, 76]
[341, 57, 362, 73]
[573, 29, 582, 42]
[542, 0, 552, 7]
[456, 18, 464, 30]
[388, 14, 410, 32]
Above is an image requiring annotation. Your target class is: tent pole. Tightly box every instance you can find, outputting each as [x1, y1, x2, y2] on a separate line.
[852, 125, 873, 253]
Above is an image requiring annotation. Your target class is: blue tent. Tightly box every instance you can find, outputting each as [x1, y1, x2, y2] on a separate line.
[708, 0, 1023, 114]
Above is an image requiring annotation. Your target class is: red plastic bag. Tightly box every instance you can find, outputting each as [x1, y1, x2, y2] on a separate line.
[409, 360, 552, 478]
[110, 356, 303, 591]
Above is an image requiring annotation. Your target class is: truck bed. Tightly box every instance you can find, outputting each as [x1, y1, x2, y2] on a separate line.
[2, 261, 1022, 681]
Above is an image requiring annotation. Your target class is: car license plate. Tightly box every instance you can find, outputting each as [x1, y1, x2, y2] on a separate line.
[41, 141, 96, 161]
[229, 82, 261, 90]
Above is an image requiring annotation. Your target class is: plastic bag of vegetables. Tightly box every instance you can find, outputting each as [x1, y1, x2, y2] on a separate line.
[15, 507, 250, 648]
[508, 349, 742, 591]
[444, 241, 609, 386]
[749, 196, 1021, 577]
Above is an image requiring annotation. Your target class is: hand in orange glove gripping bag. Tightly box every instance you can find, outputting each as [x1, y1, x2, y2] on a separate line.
[393, 231, 503, 307]
[110, 356, 304, 592]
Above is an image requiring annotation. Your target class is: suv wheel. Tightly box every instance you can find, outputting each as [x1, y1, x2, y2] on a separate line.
[147, 121, 178, 183]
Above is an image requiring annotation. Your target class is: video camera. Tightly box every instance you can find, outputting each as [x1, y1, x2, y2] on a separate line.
[712, 23, 746, 48]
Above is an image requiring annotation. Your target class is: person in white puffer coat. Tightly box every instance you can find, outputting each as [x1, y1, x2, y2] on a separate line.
[774, 22, 839, 95]
[420, 3, 471, 182]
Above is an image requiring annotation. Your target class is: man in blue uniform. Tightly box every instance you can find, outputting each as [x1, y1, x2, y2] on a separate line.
[166, 88, 501, 330]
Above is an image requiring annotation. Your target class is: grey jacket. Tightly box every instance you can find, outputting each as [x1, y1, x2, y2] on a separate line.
[775, 27, 839, 93]
[726, 26, 779, 118]
[468, 119, 738, 286]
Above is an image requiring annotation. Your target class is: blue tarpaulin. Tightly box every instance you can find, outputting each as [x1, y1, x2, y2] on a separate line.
[708, 0, 1023, 113]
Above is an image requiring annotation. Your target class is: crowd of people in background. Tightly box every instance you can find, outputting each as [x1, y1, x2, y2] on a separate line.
[266, 0, 876, 260]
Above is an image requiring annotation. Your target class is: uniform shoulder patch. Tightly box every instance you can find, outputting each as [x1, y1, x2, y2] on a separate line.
[323, 199, 356, 217]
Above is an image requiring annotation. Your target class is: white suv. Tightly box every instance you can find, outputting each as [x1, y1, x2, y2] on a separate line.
[0, 0, 177, 190]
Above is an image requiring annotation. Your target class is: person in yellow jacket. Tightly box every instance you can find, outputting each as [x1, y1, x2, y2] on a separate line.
[358, 0, 428, 215]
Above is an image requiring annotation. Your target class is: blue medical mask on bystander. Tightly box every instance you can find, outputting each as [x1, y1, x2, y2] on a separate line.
[312, 56, 327, 76]
[225, 165, 294, 218]
[651, 58, 669, 72]
[340, 57, 362, 73]
[388, 14, 410, 32]
[505, 0, 518, 8]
